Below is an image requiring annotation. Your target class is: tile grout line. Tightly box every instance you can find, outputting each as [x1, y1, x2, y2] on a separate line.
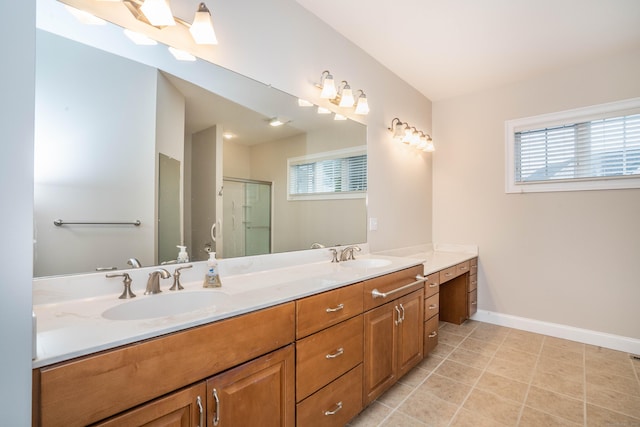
[513, 332, 544, 426]
[445, 324, 510, 427]
[583, 344, 587, 427]
[374, 322, 479, 427]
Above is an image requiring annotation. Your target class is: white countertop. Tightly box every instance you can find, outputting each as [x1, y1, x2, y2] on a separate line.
[32, 244, 477, 368]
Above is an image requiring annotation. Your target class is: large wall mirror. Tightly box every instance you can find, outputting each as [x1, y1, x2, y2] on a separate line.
[34, 0, 367, 277]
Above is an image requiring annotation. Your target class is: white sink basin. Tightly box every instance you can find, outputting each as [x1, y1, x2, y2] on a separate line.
[102, 291, 230, 321]
[340, 258, 392, 269]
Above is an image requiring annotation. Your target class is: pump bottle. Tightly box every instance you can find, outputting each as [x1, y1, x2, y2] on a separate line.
[203, 251, 222, 288]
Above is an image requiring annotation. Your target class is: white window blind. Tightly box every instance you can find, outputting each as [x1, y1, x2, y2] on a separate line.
[288, 148, 367, 200]
[505, 98, 640, 193]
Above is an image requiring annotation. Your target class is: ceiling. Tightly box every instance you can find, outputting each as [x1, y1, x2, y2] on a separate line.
[295, 0, 640, 101]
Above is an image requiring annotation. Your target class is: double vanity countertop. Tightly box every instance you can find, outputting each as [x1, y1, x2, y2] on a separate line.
[32, 244, 477, 368]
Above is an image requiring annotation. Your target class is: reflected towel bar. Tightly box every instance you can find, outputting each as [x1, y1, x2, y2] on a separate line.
[53, 219, 141, 226]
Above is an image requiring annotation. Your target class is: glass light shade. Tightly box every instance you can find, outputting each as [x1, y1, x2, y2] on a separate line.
[168, 47, 196, 61]
[320, 75, 337, 99]
[190, 3, 218, 45]
[354, 95, 369, 115]
[334, 114, 347, 121]
[140, 0, 176, 26]
[402, 126, 412, 144]
[424, 139, 435, 152]
[339, 86, 355, 108]
[123, 29, 157, 45]
[392, 122, 405, 140]
[317, 106, 331, 114]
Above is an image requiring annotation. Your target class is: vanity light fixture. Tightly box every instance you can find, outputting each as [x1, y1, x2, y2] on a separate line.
[65, 5, 107, 25]
[189, 3, 218, 45]
[354, 90, 370, 115]
[388, 118, 435, 152]
[338, 81, 355, 108]
[168, 46, 196, 61]
[319, 70, 338, 99]
[269, 117, 290, 127]
[139, 0, 176, 26]
[123, 29, 158, 45]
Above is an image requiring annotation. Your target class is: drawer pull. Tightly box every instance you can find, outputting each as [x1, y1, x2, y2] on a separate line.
[428, 304, 438, 310]
[394, 306, 402, 326]
[212, 388, 220, 426]
[428, 331, 438, 338]
[325, 303, 344, 313]
[459, 266, 467, 271]
[471, 301, 477, 305]
[372, 275, 427, 299]
[325, 348, 344, 359]
[399, 303, 406, 322]
[324, 401, 343, 416]
[428, 283, 439, 288]
[445, 272, 452, 277]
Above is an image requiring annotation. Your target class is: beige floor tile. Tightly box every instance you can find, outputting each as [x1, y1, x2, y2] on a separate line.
[449, 408, 509, 427]
[586, 357, 636, 379]
[585, 344, 632, 363]
[525, 385, 584, 424]
[437, 329, 466, 347]
[531, 370, 584, 400]
[415, 354, 444, 373]
[468, 327, 509, 344]
[380, 411, 427, 427]
[475, 371, 529, 403]
[434, 360, 483, 385]
[397, 367, 431, 388]
[586, 403, 640, 427]
[462, 388, 522, 426]
[440, 320, 479, 336]
[457, 337, 500, 357]
[544, 336, 585, 352]
[587, 383, 640, 419]
[536, 356, 585, 383]
[376, 382, 414, 409]
[447, 347, 492, 370]
[494, 345, 539, 366]
[348, 401, 393, 427]
[519, 406, 583, 427]
[430, 342, 455, 358]
[540, 344, 584, 366]
[397, 390, 458, 426]
[500, 334, 543, 355]
[485, 356, 535, 383]
[417, 373, 472, 405]
[587, 370, 640, 397]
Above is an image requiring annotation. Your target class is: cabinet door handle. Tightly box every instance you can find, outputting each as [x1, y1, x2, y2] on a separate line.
[326, 303, 344, 313]
[428, 331, 438, 338]
[212, 388, 220, 426]
[324, 401, 343, 416]
[196, 396, 204, 427]
[399, 303, 405, 322]
[372, 275, 427, 299]
[325, 348, 344, 359]
[445, 272, 452, 277]
[394, 306, 401, 326]
[428, 304, 438, 310]
[471, 301, 477, 305]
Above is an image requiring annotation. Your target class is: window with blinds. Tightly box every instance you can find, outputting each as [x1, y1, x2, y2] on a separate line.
[287, 147, 367, 200]
[505, 98, 640, 193]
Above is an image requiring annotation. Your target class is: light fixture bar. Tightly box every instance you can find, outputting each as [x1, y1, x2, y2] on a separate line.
[388, 118, 434, 152]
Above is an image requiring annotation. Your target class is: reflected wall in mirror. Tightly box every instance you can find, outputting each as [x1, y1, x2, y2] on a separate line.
[34, 0, 367, 277]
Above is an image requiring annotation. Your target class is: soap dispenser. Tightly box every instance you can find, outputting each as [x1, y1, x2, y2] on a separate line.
[203, 251, 222, 288]
[177, 245, 189, 263]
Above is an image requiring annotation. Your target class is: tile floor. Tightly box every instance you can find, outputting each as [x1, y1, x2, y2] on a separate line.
[348, 320, 640, 427]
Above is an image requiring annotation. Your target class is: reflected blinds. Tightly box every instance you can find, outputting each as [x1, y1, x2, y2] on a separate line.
[289, 154, 367, 196]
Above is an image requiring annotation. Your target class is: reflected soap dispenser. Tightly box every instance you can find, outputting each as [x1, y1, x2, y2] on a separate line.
[177, 245, 189, 263]
[203, 251, 222, 288]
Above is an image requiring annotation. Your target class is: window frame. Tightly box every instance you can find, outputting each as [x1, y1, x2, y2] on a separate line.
[287, 146, 367, 201]
[505, 97, 640, 194]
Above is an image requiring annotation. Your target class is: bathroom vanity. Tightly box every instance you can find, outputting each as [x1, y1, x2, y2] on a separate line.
[32, 247, 477, 426]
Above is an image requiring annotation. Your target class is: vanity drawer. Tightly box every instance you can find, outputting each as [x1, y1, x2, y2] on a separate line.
[456, 261, 470, 276]
[424, 315, 439, 355]
[364, 265, 423, 311]
[423, 273, 440, 298]
[296, 282, 363, 338]
[424, 293, 439, 321]
[470, 257, 478, 275]
[296, 364, 363, 427]
[468, 274, 478, 292]
[296, 315, 363, 401]
[439, 266, 457, 284]
[468, 289, 478, 317]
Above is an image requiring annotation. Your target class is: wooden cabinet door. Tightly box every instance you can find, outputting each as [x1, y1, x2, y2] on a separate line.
[396, 289, 424, 378]
[363, 302, 397, 405]
[206, 345, 294, 427]
[91, 382, 206, 427]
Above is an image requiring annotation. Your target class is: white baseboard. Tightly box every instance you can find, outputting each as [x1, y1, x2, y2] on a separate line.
[472, 310, 640, 356]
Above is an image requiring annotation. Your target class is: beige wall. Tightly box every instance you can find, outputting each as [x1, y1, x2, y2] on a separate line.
[432, 49, 640, 339]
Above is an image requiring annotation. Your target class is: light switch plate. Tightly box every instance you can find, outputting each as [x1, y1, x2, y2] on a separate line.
[369, 218, 378, 231]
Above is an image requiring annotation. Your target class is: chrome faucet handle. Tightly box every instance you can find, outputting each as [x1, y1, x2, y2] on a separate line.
[106, 273, 136, 299]
[170, 264, 193, 291]
[329, 248, 339, 263]
[145, 268, 171, 295]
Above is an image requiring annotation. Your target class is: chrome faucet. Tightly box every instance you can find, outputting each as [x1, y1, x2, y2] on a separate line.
[339, 245, 361, 262]
[127, 258, 142, 268]
[145, 268, 170, 295]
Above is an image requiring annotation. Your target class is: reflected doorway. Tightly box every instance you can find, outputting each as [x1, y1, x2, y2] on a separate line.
[223, 178, 272, 258]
